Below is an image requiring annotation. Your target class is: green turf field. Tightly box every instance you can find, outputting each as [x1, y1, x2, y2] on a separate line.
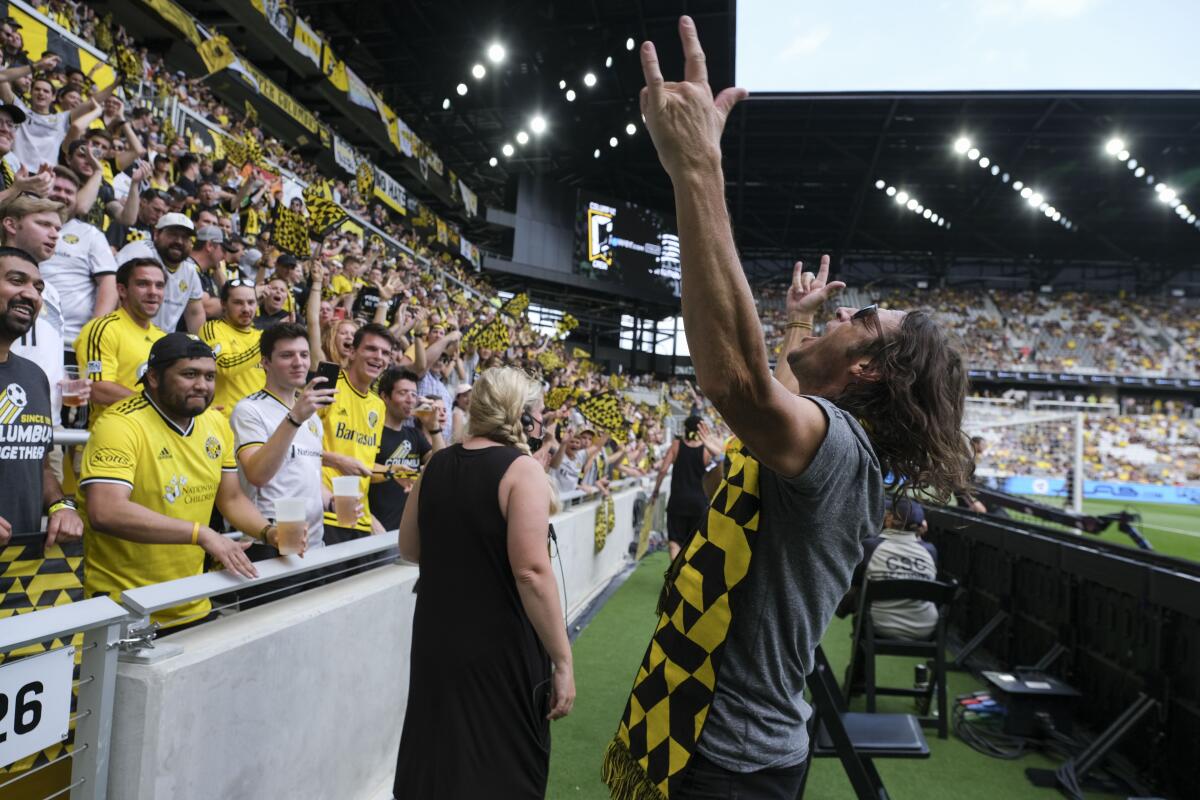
[549, 552, 1117, 799]
[1009, 497, 1200, 562]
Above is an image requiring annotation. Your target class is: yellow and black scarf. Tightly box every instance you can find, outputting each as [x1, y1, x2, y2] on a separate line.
[603, 439, 762, 798]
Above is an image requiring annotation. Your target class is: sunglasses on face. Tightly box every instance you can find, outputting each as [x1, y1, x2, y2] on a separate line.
[852, 304, 878, 321]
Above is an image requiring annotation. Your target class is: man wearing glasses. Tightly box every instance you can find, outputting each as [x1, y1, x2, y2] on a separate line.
[200, 278, 263, 418]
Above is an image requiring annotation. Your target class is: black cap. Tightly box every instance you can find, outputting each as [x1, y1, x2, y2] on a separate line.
[0, 101, 26, 124]
[138, 333, 215, 382]
[276, 253, 298, 268]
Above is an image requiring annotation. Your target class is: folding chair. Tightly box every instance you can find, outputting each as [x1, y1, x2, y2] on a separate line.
[843, 578, 959, 738]
[796, 645, 929, 799]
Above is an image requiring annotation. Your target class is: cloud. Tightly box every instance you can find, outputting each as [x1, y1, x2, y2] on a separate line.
[777, 24, 832, 62]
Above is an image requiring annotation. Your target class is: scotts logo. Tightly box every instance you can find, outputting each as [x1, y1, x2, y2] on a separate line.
[88, 447, 132, 468]
[204, 435, 222, 460]
[163, 474, 187, 504]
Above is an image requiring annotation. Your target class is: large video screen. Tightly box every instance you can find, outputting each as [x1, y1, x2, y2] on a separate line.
[736, 0, 1200, 94]
[575, 191, 680, 298]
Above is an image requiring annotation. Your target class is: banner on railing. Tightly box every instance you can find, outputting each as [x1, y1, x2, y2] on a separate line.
[372, 166, 407, 216]
[1002, 475, 1200, 506]
[333, 135, 356, 174]
[346, 65, 375, 111]
[291, 16, 322, 68]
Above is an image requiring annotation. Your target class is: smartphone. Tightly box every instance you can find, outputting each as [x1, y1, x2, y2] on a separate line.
[310, 361, 341, 389]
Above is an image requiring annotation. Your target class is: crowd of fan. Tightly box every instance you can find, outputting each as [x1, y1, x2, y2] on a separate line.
[757, 283, 1198, 377]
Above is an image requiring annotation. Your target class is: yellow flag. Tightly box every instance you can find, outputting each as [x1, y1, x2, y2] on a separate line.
[197, 34, 236, 76]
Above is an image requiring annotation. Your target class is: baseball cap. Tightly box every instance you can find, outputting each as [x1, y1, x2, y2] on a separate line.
[196, 225, 238, 251]
[156, 212, 195, 232]
[454, 383, 472, 396]
[239, 248, 263, 269]
[138, 333, 216, 382]
[888, 497, 926, 531]
[276, 253, 298, 268]
[0, 100, 26, 124]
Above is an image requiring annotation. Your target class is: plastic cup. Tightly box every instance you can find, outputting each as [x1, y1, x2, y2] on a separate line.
[331, 476, 361, 527]
[60, 364, 87, 408]
[274, 498, 307, 556]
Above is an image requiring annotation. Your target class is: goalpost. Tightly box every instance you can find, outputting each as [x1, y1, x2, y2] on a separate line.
[964, 399, 1084, 512]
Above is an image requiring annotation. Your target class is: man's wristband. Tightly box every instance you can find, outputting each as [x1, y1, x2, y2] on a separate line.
[258, 523, 274, 544]
[191, 521, 200, 546]
[285, 413, 302, 427]
[427, 429, 443, 435]
[787, 321, 813, 331]
[47, 498, 76, 515]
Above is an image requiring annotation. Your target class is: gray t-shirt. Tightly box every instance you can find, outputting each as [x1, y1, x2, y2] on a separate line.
[697, 396, 883, 771]
[0, 354, 53, 536]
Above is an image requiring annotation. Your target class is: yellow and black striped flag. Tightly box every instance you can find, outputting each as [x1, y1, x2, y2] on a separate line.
[544, 385, 572, 410]
[462, 317, 510, 351]
[302, 180, 347, 239]
[500, 293, 529, 319]
[272, 205, 309, 256]
[355, 160, 374, 200]
[197, 34, 236, 76]
[576, 391, 627, 438]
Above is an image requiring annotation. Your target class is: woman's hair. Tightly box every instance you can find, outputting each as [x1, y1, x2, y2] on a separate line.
[468, 366, 559, 513]
[322, 319, 358, 367]
[834, 310, 973, 503]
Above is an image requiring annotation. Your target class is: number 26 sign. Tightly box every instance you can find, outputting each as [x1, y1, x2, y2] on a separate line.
[0, 647, 74, 769]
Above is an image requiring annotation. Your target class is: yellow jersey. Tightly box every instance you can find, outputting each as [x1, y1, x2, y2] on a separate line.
[324, 273, 353, 300]
[319, 370, 384, 533]
[200, 318, 265, 417]
[74, 306, 166, 427]
[76, 392, 236, 628]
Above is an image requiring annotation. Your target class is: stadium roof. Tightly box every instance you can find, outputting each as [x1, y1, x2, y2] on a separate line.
[226, 2, 1199, 282]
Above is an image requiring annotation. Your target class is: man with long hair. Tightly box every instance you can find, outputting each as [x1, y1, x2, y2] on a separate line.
[604, 18, 972, 799]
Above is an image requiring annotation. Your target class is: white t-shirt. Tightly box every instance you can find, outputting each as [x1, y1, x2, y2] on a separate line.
[40, 218, 118, 344]
[115, 239, 203, 332]
[12, 98, 70, 171]
[862, 529, 939, 639]
[12, 279, 64, 421]
[551, 448, 588, 494]
[230, 389, 326, 549]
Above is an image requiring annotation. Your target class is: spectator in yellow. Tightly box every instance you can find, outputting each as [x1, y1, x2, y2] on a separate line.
[200, 279, 264, 417]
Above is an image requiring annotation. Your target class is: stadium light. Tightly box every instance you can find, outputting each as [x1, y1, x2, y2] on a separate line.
[1013, 180, 1024, 191]
[565, 89, 576, 102]
[593, 148, 600, 159]
[906, 198, 918, 210]
[502, 143, 514, 157]
[530, 115, 547, 135]
[1159, 187, 1176, 202]
[1117, 150, 1130, 161]
[874, 179, 948, 227]
[1029, 193, 1044, 207]
[456, 83, 468, 96]
[472, 64, 486, 79]
[605, 56, 613, 68]
[487, 42, 506, 63]
[979, 157, 990, 168]
[625, 122, 636, 136]
[953, 137, 971, 154]
[875, 179, 886, 189]
[923, 209, 932, 219]
[1108, 140, 1197, 232]
[895, 191, 909, 204]
[584, 72, 597, 87]
[1020, 187, 1033, 198]
[1105, 137, 1125, 155]
[626, 37, 635, 51]
[991, 165, 1000, 176]
[956, 135, 1074, 230]
[609, 136, 618, 147]
[442, 98, 450, 110]
[1127, 159, 1138, 169]
[885, 186, 897, 196]
[966, 147, 980, 161]
[559, 80, 566, 89]
[488, 156, 498, 167]
[516, 131, 529, 145]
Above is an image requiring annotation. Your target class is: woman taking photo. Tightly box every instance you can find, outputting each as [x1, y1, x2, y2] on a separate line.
[395, 366, 574, 798]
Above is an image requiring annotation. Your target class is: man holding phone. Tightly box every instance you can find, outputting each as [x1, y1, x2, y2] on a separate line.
[369, 368, 445, 532]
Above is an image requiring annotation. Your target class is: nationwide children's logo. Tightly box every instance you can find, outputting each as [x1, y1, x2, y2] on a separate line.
[0, 382, 28, 423]
[204, 435, 222, 460]
[164, 474, 187, 504]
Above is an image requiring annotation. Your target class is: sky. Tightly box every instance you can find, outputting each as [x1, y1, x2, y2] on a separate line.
[736, 0, 1200, 93]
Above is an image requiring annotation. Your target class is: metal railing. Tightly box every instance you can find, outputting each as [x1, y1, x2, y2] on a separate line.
[0, 597, 128, 800]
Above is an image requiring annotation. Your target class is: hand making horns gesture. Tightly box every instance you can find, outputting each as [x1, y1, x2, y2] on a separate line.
[639, 16, 748, 181]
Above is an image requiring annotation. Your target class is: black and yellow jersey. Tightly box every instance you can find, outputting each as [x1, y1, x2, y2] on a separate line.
[74, 306, 165, 426]
[319, 370, 384, 533]
[200, 318, 265, 417]
[76, 392, 237, 628]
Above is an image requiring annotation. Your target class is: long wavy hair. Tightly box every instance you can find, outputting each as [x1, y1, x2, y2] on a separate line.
[834, 310, 973, 502]
[468, 366, 560, 514]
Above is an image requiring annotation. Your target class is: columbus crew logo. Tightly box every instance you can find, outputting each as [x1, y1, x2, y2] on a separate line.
[204, 435, 222, 460]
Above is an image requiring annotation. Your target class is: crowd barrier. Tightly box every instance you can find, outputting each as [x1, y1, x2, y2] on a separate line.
[999, 475, 1200, 506]
[926, 505, 1200, 795]
[0, 479, 658, 800]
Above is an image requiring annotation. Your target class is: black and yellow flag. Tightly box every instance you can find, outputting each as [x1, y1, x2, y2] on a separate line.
[272, 205, 309, 256]
[537, 351, 564, 372]
[462, 317, 510, 351]
[544, 385, 572, 411]
[244, 99, 259, 125]
[355, 160, 374, 200]
[197, 34, 236, 76]
[302, 180, 347, 239]
[500, 293, 529, 319]
[556, 313, 579, 337]
[604, 440, 763, 798]
[576, 391, 626, 438]
[572, 346, 591, 359]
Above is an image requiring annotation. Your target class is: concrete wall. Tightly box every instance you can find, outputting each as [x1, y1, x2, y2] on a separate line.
[107, 484, 649, 800]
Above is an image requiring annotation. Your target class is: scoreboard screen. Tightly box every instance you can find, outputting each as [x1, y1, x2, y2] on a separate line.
[575, 191, 680, 298]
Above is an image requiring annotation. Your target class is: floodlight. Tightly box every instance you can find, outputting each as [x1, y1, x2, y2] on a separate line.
[488, 157, 498, 167]
[923, 209, 932, 219]
[609, 136, 618, 147]
[487, 43, 506, 63]
[502, 143, 514, 157]
[1001, 173, 1010, 183]
[1189, 214, 1197, 223]
[593, 149, 600, 159]
[626, 37, 635, 51]
[1154, 183, 1166, 193]
[1039, 201, 1049, 211]
[559, 80, 566, 89]
[896, 191, 909, 204]
[456, 83, 467, 96]
[1020, 187, 1033, 198]
[1052, 211, 1061, 221]
[931, 213, 939, 222]
[605, 56, 613, 68]
[885, 186, 897, 196]
[966, 147, 980, 161]
[1127, 159, 1138, 169]
[953, 137, 971, 154]
[516, 131, 529, 145]
[906, 198, 918, 210]
[875, 179, 886, 189]
[1013, 180, 1024, 190]
[938, 219, 945, 227]
[472, 64, 486, 79]
[442, 98, 450, 110]
[915, 203, 924, 213]
[565, 90, 576, 102]
[530, 115, 547, 134]
[991, 165, 1000, 176]
[625, 123, 636, 136]
[1029, 193, 1044, 206]
[1105, 137, 1124, 155]
[584, 72, 597, 87]
[979, 157, 990, 168]
[1117, 150, 1130, 161]
[1168, 197, 1181, 208]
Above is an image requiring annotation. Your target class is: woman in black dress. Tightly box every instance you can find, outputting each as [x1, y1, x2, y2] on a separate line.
[395, 366, 574, 798]
[652, 415, 719, 560]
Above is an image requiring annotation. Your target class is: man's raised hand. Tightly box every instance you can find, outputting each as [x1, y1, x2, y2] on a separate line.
[639, 16, 747, 181]
[786, 255, 845, 319]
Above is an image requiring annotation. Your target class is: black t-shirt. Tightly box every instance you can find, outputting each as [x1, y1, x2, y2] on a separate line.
[352, 286, 382, 321]
[369, 424, 431, 531]
[289, 281, 310, 314]
[85, 180, 115, 229]
[106, 221, 152, 249]
[254, 308, 289, 330]
[0, 354, 53, 537]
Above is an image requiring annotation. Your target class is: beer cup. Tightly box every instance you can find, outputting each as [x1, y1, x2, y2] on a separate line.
[274, 498, 307, 556]
[61, 365, 87, 407]
[331, 476, 360, 528]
